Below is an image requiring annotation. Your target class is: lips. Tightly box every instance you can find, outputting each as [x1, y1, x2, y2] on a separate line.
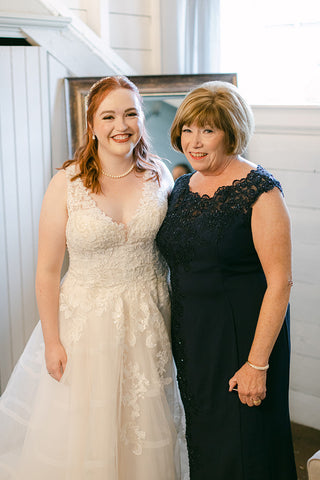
[189, 152, 207, 160]
[111, 134, 131, 143]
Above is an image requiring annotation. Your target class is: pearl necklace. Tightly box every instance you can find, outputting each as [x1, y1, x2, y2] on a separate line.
[101, 163, 134, 179]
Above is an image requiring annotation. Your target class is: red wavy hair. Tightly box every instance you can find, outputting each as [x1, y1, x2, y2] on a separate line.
[62, 76, 160, 192]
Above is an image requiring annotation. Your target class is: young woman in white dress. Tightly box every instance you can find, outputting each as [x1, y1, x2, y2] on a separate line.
[0, 76, 188, 480]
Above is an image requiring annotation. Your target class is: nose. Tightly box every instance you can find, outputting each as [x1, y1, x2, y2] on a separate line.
[114, 115, 128, 131]
[190, 131, 203, 148]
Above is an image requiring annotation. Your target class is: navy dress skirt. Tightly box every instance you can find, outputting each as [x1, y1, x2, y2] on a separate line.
[156, 166, 297, 480]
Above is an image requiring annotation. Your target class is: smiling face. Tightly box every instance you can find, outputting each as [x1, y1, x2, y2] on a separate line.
[180, 123, 227, 174]
[92, 87, 143, 161]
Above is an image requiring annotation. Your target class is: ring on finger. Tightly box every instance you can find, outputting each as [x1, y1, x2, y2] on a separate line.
[253, 399, 262, 406]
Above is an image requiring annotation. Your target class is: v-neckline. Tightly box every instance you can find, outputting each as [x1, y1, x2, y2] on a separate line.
[81, 171, 150, 230]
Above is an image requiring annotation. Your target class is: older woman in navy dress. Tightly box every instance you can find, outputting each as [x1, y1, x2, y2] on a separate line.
[157, 81, 297, 480]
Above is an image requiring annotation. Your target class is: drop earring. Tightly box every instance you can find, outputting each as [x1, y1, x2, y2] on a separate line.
[92, 133, 96, 140]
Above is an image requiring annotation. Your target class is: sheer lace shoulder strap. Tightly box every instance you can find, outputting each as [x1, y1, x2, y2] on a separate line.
[64, 163, 76, 180]
[243, 165, 283, 207]
[65, 163, 93, 214]
[220, 165, 283, 216]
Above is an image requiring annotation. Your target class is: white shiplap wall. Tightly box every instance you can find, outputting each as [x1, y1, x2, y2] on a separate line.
[0, 46, 69, 392]
[61, 0, 161, 74]
[248, 106, 320, 429]
[108, 0, 161, 74]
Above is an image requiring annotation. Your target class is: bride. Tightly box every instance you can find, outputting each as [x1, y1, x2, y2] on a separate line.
[0, 75, 188, 479]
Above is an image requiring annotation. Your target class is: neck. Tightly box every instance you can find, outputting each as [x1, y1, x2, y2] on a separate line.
[199, 156, 237, 178]
[101, 162, 135, 179]
[98, 151, 134, 177]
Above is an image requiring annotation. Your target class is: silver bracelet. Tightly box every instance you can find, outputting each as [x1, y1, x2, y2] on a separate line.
[246, 360, 269, 371]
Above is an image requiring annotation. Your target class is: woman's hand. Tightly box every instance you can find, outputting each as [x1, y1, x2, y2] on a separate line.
[45, 342, 67, 382]
[229, 362, 267, 407]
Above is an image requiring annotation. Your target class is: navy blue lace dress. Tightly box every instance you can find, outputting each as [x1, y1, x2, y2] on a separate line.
[156, 166, 297, 480]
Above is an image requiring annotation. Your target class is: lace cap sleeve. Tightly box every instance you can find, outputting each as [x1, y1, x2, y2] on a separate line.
[245, 165, 283, 207]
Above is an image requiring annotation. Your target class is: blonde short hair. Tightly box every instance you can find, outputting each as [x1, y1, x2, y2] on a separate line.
[171, 81, 254, 156]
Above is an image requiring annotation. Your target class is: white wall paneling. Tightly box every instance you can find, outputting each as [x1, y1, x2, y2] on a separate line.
[62, 0, 108, 39]
[0, 5, 133, 76]
[248, 106, 320, 429]
[47, 55, 71, 170]
[109, 14, 151, 50]
[0, 0, 52, 15]
[0, 48, 15, 394]
[108, 0, 161, 74]
[47, 53, 71, 277]
[113, 50, 154, 75]
[0, 46, 51, 393]
[109, 0, 152, 15]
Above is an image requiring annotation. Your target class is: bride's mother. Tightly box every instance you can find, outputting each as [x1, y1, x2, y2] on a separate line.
[157, 81, 297, 480]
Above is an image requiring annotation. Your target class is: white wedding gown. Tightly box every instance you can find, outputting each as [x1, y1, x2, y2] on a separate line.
[0, 165, 189, 479]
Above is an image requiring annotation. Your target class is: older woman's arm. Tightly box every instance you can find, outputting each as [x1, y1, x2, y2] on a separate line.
[229, 187, 292, 406]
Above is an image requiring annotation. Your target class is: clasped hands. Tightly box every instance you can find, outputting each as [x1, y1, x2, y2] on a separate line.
[229, 362, 267, 407]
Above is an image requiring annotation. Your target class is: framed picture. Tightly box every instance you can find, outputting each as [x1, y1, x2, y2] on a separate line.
[64, 73, 237, 158]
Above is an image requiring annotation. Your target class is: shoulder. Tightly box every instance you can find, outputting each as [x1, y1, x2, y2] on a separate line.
[235, 164, 283, 211]
[39, 170, 68, 221]
[253, 181, 288, 213]
[156, 159, 174, 194]
[63, 161, 78, 178]
[173, 171, 193, 190]
[226, 160, 284, 214]
[232, 159, 282, 193]
[249, 164, 283, 195]
[168, 172, 192, 204]
[252, 185, 290, 241]
[43, 169, 68, 205]
[48, 169, 67, 191]
[249, 166, 288, 219]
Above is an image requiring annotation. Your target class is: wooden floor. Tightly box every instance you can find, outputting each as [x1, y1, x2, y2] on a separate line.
[292, 422, 320, 480]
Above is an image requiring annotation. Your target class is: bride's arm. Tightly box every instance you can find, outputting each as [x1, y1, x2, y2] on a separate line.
[35, 169, 68, 382]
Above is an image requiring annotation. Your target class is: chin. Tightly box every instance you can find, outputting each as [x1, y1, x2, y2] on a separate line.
[190, 163, 207, 172]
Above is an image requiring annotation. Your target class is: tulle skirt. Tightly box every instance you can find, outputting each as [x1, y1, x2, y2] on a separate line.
[0, 276, 188, 479]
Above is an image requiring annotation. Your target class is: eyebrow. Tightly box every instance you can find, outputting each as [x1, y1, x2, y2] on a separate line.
[99, 107, 138, 115]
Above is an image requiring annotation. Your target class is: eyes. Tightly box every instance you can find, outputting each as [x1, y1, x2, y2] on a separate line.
[102, 111, 139, 120]
[182, 126, 215, 134]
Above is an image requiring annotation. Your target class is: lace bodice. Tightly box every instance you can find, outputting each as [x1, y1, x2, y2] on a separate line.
[157, 165, 282, 269]
[64, 164, 168, 288]
[59, 164, 171, 347]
